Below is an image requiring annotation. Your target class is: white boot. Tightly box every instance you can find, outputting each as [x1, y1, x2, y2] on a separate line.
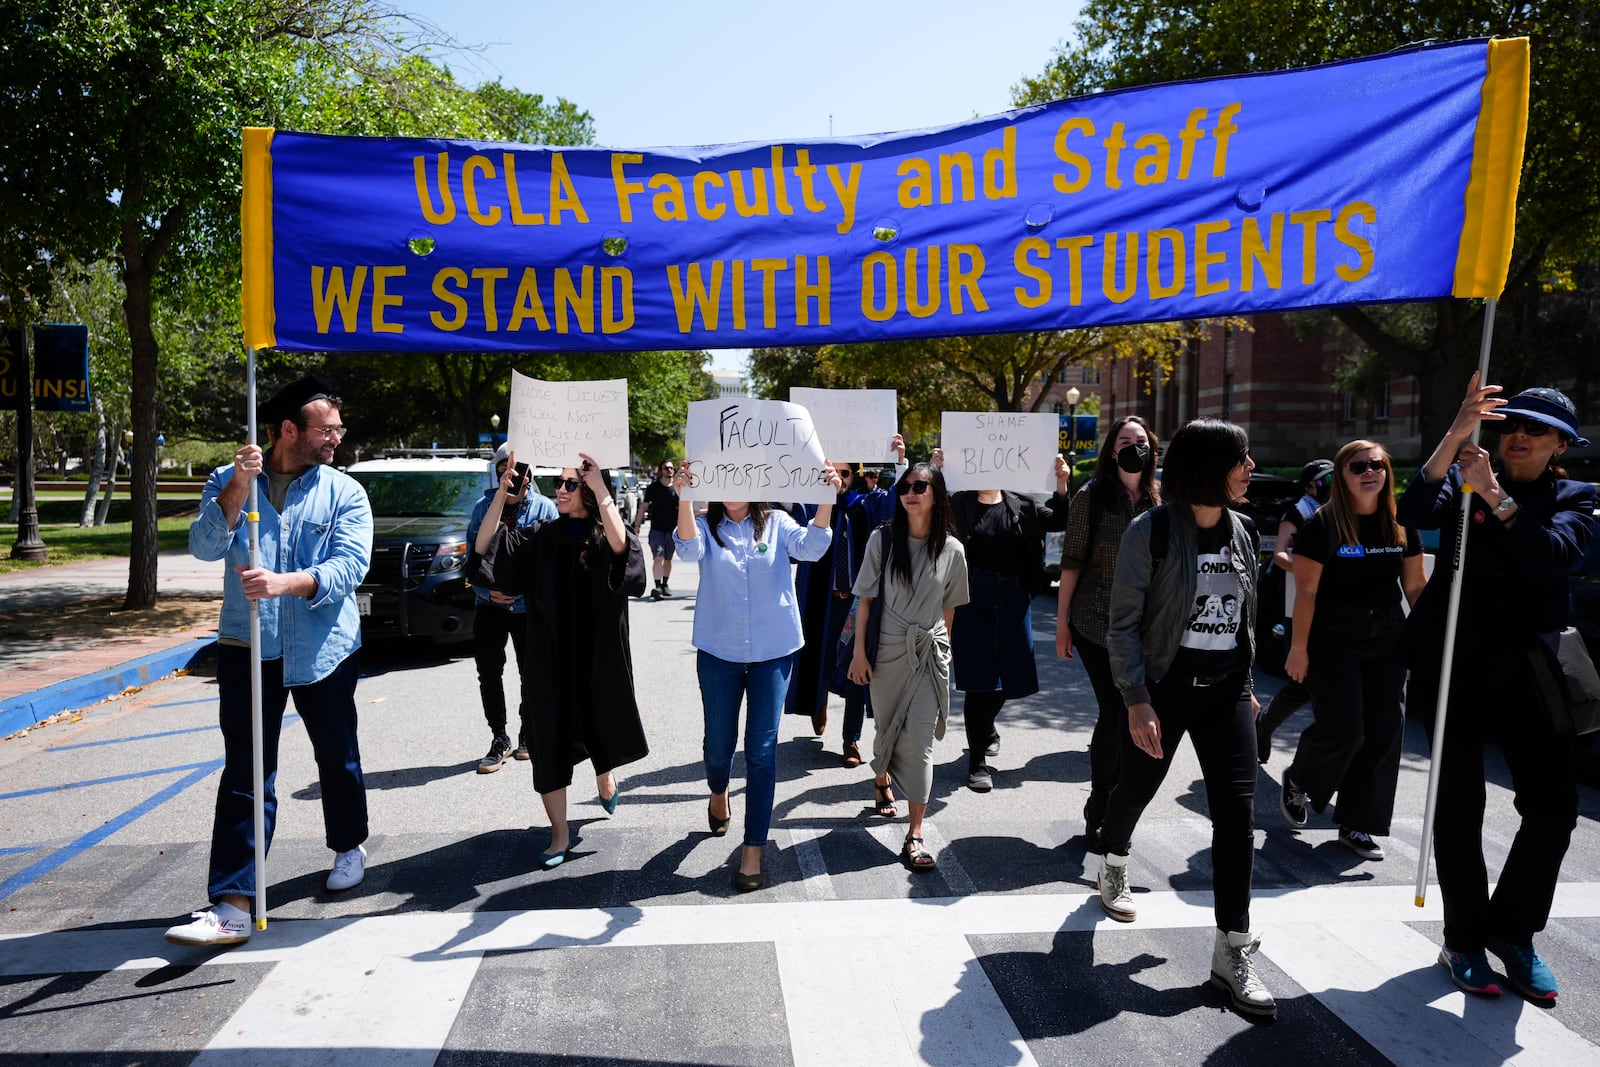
[1097, 851, 1136, 922]
[1210, 929, 1276, 1016]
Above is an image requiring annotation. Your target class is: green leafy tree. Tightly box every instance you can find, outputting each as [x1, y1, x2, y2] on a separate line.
[0, 1, 596, 604]
[1015, 0, 1600, 445]
[751, 320, 1228, 443]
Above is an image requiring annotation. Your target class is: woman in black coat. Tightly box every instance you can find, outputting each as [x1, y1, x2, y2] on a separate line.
[473, 451, 649, 869]
[1399, 378, 1595, 1003]
[937, 448, 1071, 791]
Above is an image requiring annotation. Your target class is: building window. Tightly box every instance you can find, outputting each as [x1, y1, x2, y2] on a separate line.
[1222, 373, 1233, 421]
[1373, 379, 1391, 421]
[1342, 391, 1357, 422]
[1081, 366, 1102, 385]
[1051, 401, 1064, 415]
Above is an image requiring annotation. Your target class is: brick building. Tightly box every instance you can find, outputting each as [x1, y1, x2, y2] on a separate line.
[1036, 314, 1427, 467]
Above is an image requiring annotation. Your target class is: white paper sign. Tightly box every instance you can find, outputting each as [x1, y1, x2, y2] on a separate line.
[940, 411, 1062, 493]
[505, 372, 629, 468]
[683, 398, 834, 504]
[789, 388, 898, 463]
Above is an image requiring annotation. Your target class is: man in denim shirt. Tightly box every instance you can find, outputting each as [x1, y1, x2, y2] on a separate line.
[165, 375, 374, 948]
[467, 442, 556, 772]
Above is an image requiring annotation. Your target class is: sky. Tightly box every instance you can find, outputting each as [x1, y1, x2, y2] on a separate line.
[398, 0, 1085, 372]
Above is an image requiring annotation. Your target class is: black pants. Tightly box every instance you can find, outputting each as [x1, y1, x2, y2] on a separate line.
[1101, 671, 1256, 933]
[1074, 628, 1126, 828]
[1258, 679, 1310, 736]
[1411, 655, 1578, 950]
[473, 603, 528, 741]
[963, 691, 1004, 770]
[1287, 607, 1406, 833]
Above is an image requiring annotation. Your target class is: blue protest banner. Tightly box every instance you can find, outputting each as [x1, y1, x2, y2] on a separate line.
[31, 324, 91, 412]
[242, 38, 1526, 355]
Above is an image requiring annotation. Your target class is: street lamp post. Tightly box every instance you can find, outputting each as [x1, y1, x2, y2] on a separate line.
[1065, 386, 1081, 492]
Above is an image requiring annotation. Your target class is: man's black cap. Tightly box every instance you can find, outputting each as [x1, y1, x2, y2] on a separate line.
[261, 374, 339, 429]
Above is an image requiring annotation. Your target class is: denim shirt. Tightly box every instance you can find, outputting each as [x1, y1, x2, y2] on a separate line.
[466, 488, 557, 612]
[190, 457, 373, 686]
[674, 509, 832, 663]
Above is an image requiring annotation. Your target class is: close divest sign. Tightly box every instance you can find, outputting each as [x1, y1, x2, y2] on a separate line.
[241, 38, 1527, 354]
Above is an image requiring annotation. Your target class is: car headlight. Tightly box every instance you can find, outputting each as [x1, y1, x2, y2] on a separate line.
[430, 542, 469, 574]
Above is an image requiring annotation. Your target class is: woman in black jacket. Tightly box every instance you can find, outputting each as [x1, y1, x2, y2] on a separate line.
[939, 449, 1071, 791]
[1399, 378, 1595, 1004]
[474, 452, 649, 870]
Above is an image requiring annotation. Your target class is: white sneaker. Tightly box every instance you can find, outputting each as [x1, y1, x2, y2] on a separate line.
[326, 844, 367, 891]
[1210, 929, 1277, 1016]
[164, 906, 250, 947]
[1097, 852, 1137, 922]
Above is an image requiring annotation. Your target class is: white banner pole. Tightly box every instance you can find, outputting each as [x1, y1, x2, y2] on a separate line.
[247, 348, 267, 931]
[1414, 297, 1498, 907]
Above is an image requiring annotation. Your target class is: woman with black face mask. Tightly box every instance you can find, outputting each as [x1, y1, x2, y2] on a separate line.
[1054, 416, 1160, 850]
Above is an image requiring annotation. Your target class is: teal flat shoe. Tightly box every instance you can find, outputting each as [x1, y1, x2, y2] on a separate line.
[600, 785, 621, 816]
[538, 849, 567, 870]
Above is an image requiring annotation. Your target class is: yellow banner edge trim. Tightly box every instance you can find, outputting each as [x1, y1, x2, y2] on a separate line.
[1454, 38, 1529, 299]
[242, 127, 276, 351]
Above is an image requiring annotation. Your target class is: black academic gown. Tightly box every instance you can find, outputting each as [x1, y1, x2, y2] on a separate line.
[475, 517, 649, 793]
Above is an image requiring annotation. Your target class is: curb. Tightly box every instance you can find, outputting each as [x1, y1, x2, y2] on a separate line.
[0, 638, 218, 739]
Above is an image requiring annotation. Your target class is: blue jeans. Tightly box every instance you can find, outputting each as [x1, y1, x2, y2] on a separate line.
[698, 651, 790, 848]
[208, 644, 368, 901]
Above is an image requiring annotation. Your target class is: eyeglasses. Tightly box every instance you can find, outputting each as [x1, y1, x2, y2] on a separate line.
[306, 424, 346, 440]
[1235, 450, 1252, 466]
[897, 480, 932, 496]
[1494, 416, 1553, 438]
[558, 478, 582, 492]
[1345, 460, 1388, 475]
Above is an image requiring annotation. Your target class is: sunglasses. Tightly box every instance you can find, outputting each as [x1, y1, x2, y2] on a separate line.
[1345, 460, 1388, 475]
[1494, 416, 1553, 438]
[558, 478, 582, 492]
[897, 480, 932, 496]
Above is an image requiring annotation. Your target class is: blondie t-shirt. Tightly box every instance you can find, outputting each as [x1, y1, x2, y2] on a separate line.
[1295, 510, 1421, 609]
[1166, 520, 1249, 680]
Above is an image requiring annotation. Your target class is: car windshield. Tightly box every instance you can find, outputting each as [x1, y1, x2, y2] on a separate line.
[349, 471, 485, 517]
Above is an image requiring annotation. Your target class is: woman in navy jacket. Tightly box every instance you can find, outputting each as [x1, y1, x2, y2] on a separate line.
[1399, 377, 1595, 1004]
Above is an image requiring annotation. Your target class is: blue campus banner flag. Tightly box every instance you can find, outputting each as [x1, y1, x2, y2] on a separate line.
[30, 324, 92, 412]
[0, 329, 23, 412]
[243, 38, 1527, 355]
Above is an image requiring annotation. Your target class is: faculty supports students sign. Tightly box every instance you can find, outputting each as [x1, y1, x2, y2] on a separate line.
[242, 38, 1527, 354]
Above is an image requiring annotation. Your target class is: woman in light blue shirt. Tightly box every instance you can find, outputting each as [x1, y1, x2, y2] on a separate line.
[673, 465, 842, 891]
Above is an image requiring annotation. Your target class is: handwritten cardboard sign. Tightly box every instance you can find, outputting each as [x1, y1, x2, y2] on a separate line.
[505, 371, 629, 468]
[940, 411, 1061, 493]
[683, 398, 834, 504]
[789, 388, 898, 463]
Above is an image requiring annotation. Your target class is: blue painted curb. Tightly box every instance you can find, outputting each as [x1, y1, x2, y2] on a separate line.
[0, 638, 217, 738]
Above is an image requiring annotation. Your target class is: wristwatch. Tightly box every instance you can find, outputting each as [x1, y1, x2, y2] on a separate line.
[1490, 496, 1516, 518]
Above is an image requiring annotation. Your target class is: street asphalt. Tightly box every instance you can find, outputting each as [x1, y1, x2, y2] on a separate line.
[2, 554, 1598, 1065]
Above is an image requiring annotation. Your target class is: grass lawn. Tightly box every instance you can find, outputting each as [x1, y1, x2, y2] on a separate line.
[0, 513, 196, 573]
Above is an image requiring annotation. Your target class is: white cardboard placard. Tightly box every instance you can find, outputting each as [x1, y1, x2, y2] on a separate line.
[504, 372, 629, 468]
[939, 411, 1061, 493]
[682, 398, 834, 504]
[788, 388, 898, 463]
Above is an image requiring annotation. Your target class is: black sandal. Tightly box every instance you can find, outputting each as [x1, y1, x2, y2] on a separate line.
[901, 835, 936, 871]
[873, 782, 897, 818]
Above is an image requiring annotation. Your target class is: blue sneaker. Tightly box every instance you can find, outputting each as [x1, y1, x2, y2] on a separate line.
[1438, 945, 1502, 996]
[1486, 937, 1558, 1004]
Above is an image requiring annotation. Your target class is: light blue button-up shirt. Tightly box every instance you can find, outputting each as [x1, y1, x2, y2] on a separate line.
[674, 509, 832, 663]
[466, 488, 557, 613]
[190, 457, 373, 686]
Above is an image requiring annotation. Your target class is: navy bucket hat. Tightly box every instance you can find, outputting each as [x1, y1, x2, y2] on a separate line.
[1497, 387, 1590, 448]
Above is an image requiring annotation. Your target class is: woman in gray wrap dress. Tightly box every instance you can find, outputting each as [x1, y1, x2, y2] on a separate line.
[847, 463, 969, 870]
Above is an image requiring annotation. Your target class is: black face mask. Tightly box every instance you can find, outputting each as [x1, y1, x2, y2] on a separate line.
[1115, 443, 1151, 475]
